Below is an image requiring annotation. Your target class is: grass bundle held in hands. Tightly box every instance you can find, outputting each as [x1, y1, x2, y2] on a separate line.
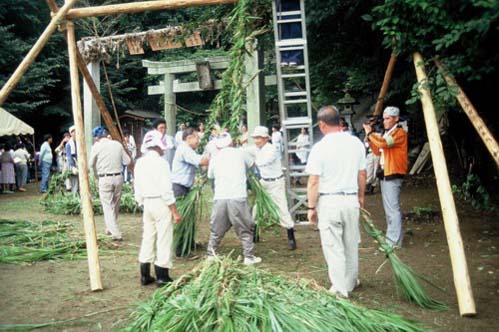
[360, 209, 448, 310]
[174, 185, 203, 257]
[0, 219, 112, 264]
[248, 171, 281, 236]
[124, 256, 426, 332]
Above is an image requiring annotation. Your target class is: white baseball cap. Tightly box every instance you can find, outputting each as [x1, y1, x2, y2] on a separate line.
[142, 130, 167, 150]
[251, 126, 270, 138]
[215, 133, 232, 149]
[383, 106, 400, 117]
[69, 125, 76, 133]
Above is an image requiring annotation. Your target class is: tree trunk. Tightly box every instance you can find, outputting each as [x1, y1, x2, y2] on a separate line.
[67, 19, 103, 292]
[66, 0, 237, 19]
[373, 54, 397, 116]
[434, 58, 499, 167]
[413, 52, 476, 317]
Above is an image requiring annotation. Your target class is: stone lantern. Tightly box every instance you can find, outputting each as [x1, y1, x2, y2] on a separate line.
[337, 90, 357, 127]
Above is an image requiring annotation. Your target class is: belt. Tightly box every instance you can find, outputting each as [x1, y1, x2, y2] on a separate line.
[320, 192, 357, 196]
[262, 174, 284, 182]
[98, 172, 121, 177]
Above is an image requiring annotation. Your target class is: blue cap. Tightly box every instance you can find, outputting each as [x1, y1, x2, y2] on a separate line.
[92, 126, 107, 138]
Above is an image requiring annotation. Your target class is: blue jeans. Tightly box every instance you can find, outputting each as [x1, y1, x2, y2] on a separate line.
[40, 161, 51, 193]
[380, 178, 403, 246]
[15, 164, 28, 189]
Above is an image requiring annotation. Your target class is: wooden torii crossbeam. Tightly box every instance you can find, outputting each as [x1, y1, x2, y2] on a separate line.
[0, 0, 238, 291]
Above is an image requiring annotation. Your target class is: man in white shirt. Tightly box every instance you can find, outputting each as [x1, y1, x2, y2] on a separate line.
[207, 133, 261, 265]
[141, 119, 175, 167]
[252, 126, 297, 250]
[90, 126, 131, 241]
[174, 122, 186, 147]
[271, 125, 283, 155]
[134, 130, 182, 287]
[306, 105, 366, 298]
[65, 125, 79, 193]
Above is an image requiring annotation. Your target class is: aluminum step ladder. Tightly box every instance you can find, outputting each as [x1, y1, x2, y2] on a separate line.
[272, 0, 313, 224]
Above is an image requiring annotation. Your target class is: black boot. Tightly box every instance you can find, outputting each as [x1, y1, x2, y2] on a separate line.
[253, 225, 260, 243]
[154, 265, 173, 288]
[287, 228, 297, 250]
[140, 263, 156, 286]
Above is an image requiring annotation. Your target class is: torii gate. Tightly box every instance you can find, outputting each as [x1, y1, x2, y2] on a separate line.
[143, 52, 276, 137]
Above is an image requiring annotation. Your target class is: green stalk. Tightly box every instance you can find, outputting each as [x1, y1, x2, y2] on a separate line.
[174, 186, 203, 256]
[360, 209, 448, 310]
[248, 171, 281, 237]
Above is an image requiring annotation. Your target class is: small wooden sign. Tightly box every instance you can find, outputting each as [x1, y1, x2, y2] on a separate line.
[126, 37, 144, 55]
[185, 32, 204, 47]
[147, 33, 182, 51]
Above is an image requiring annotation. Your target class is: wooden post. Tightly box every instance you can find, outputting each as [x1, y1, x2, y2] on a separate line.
[0, 0, 78, 106]
[65, 0, 236, 19]
[374, 53, 397, 116]
[245, 40, 266, 142]
[67, 19, 103, 291]
[164, 74, 177, 136]
[413, 52, 476, 316]
[434, 59, 499, 167]
[83, 61, 102, 155]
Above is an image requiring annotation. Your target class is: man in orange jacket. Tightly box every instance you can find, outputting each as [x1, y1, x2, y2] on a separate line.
[363, 106, 408, 247]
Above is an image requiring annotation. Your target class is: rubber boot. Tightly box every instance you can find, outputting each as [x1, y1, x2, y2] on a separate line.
[287, 228, 297, 250]
[154, 265, 173, 288]
[140, 263, 155, 286]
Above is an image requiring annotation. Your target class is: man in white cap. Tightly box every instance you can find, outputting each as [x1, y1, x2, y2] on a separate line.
[206, 133, 261, 265]
[134, 130, 182, 287]
[306, 105, 366, 298]
[251, 125, 297, 250]
[141, 118, 175, 167]
[363, 106, 408, 247]
[65, 125, 79, 193]
[90, 126, 131, 241]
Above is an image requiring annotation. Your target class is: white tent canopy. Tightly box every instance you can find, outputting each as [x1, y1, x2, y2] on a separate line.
[0, 107, 34, 136]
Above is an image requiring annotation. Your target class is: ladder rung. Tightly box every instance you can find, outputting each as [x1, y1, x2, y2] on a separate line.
[277, 18, 303, 24]
[282, 73, 306, 78]
[284, 91, 307, 97]
[295, 221, 313, 226]
[283, 99, 308, 105]
[289, 165, 307, 170]
[276, 10, 302, 17]
[276, 39, 306, 47]
[289, 172, 308, 177]
[281, 65, 306, 71]
[291, 188, 308, 193]
[287, 149, 310, 154]
[279, 45, 305, 51]
[282, 117, 311, 126]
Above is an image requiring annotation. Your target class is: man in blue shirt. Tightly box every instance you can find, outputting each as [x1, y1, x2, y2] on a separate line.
[171, 127, 209, 257]
[38, 134, 53, 193]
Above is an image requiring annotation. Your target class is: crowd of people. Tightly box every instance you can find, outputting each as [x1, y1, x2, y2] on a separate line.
[2, 105, 408, 295]
[0, 139, 33, 194]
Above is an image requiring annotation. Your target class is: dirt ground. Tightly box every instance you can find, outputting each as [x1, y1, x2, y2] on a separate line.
[0, 177, 498, 332]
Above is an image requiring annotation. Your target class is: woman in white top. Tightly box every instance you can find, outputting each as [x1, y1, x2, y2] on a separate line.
[295, 127, 310, 164]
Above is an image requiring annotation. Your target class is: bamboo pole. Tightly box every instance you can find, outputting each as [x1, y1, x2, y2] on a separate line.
[0, 0, 78, 106]
[413, 52, 476, 316]
[67, 19, 103, 291]
[373, 53, 397, 116]
[65, 0, 237, 19]
[434, 58, 499, 167]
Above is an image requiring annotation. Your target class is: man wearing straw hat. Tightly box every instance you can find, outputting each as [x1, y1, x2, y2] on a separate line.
[306, 105, 366, 298]
[90, 126, 131, 241]
[206, 133, 261, 265]
[134, 130, 182, 287]
[251, 125, 297, 250]
[363, 106, 408, 247]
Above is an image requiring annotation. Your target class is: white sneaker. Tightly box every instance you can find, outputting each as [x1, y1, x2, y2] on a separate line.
[329, 286, 349, 298]
[206, 255, 216, 261]
[243, 256, 262, 265]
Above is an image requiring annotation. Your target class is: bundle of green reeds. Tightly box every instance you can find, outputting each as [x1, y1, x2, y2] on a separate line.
[120, 183, 142, 214]
[124, 256, 426, 332]
[360, 209, 448, 310]
[0, 219, 111, 264]
[173, 185, 203, 257]
[248, 171, 281, 236]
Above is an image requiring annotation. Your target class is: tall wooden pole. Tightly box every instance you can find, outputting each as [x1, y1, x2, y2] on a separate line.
[413, 52, 476, 316]
[65, 0, 237, 19]
[434, 59, 499, 167]
[0, 0, 78, 106]
[373, 53, 397, 116]
[67, 19, 103, 291]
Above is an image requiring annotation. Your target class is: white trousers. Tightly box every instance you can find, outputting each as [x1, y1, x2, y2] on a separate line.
[98, 175, 123, 239]
[259, 177, 294, 229]
[317, 195, 360, 297]
[138, 198, 174, 268]
[366, 151, 380, 187]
